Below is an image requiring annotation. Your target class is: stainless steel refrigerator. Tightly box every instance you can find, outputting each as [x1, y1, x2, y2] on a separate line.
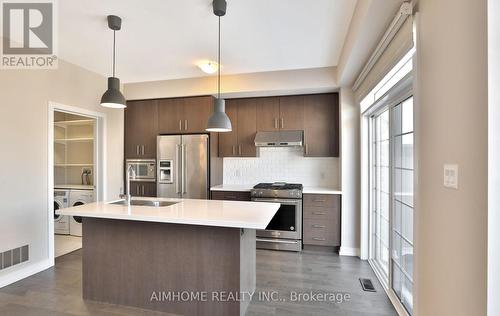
[157, 135, 209, 199]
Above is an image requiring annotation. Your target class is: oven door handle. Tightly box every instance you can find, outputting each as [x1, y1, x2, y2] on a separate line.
[251, 198, 301, 204]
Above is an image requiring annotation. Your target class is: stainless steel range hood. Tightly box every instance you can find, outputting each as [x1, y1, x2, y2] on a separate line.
[254, 131, 303, 147]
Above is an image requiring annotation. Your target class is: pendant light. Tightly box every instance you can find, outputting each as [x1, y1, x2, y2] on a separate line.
[100, 15, 126, 109]
[206, 0, 232, 132]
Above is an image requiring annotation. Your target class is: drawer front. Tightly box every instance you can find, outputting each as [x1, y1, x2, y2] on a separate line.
[303, 206, 337, 220]
[303, 194, 339, 209]
[211, 191, 251, 201]
[303, 219, 340, 246]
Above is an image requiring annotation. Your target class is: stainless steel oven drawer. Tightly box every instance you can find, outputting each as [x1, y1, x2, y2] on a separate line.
[256, 238, 302, 252]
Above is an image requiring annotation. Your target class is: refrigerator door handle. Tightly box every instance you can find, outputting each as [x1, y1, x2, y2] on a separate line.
[182, 144, 187, 194]
[175, 144, 181, 194]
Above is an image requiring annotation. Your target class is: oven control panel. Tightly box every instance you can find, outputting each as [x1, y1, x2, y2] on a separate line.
[250, 189, 302, 199]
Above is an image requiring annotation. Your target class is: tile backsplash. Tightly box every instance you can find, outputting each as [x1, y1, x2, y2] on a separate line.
[223, 147, 340, 187]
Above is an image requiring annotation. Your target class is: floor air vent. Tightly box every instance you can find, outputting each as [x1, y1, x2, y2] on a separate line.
[1, 245, 29, 270]
[359, 278, 376, 292]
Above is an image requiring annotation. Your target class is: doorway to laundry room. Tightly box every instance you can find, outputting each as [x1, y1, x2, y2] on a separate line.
[48, 103, 106, 260]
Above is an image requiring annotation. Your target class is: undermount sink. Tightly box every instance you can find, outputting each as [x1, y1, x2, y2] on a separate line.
[109, 200, 179, 207]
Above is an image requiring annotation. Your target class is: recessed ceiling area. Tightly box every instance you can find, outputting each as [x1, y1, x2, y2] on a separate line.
[58, 0, 358, 83]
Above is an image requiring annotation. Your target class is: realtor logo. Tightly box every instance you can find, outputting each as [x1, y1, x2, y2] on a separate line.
[1, 0, 57, 68]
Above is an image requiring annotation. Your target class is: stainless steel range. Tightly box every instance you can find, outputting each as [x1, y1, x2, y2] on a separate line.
[251, 182, 303, 252]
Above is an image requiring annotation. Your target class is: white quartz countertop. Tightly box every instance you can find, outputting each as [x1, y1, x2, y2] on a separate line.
[56, 197, 280, 230]
[302, 187, 342, 195]
[210, 184, 342, 195]
[210, 184, 253, 192]
[55, 184, 94, 190]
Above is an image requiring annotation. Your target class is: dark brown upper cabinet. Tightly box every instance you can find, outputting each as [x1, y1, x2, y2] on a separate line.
[158, 98, 184, 133]
[303, 93, 340, 157]
[124, 99, 158, 159]
[255, 96, 304, 131]
[183, 96, 213, 133]
[256, 97, 280, 131]
[158, 96, 214, 134]
[218, 98, 257, 157]
[236, 99, 258, 156]
[278, 95, 304, 131]
[218, 101, 238, 157]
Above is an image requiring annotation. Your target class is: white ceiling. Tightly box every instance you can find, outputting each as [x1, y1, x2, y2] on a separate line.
[58, 0, 357, 83]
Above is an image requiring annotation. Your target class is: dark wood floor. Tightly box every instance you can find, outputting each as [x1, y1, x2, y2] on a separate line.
[0, 249, 396, 316]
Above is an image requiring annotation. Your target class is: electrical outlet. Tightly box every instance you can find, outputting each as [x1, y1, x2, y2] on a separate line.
[82, 167, 92, 175]
[443, 164, 458, 189]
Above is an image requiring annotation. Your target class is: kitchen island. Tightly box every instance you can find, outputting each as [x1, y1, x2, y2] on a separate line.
[56, 197, 279, 316]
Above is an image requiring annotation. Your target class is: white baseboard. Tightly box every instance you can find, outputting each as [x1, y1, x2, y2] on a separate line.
[339, 246, 360, 257]
[0, 259, 53, 288]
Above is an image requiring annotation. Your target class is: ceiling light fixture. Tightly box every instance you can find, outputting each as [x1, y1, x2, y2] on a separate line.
[100, 15, 126, 109]
[206, 0, 232, 133]
[198, 61, 219, 74]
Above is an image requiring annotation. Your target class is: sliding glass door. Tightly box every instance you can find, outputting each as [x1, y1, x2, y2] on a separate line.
[369, 96, 414, 315]
[371, 109, 390, 279]
[391, 97, 414, 314]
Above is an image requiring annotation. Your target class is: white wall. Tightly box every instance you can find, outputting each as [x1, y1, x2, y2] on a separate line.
[0, 59, 124, 287]
[414, 0, 488, 315]
[488, 0, 500, 314]
[339, 87, 360, 256]
[223, 147, 340, 187]
[124, 67, 338, 100]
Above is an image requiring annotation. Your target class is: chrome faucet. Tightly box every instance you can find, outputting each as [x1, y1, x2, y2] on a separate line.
[124, 164, 136, 205]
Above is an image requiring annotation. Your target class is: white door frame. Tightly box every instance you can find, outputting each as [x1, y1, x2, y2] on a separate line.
[47, 102, 107, 263]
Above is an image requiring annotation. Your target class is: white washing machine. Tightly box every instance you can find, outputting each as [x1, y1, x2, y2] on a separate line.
[69, 189, 95, 237]
[54, 189, 70, 235]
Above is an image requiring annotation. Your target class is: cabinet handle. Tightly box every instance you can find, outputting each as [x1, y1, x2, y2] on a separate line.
[179, 120, 182, 131]
[141, 145, 145, 155]
[280, 118, 284, 129]
[314, 199, 326, 202]
[312, 237, 326, 241]
[312, 224, 326, 229]
[142, 185, 145, 196]
[238, 145, 242, 156]
[232, 145, 236, 156]
[313, 211, 326, 215]
[136, 185, 140, 195]
[136, 145, 139, 156]
[274, 118, 278, 129]
[184, 120, 188, 131]
[305, 143, 308, 155]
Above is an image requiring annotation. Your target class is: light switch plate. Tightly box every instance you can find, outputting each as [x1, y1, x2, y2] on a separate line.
[443, 164, 458, 189]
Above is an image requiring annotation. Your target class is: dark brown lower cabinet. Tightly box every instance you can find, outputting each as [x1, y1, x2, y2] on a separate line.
[211, 190, 251, 201]
[130, 182, 157, 197]
[303, 194, 341, 247]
